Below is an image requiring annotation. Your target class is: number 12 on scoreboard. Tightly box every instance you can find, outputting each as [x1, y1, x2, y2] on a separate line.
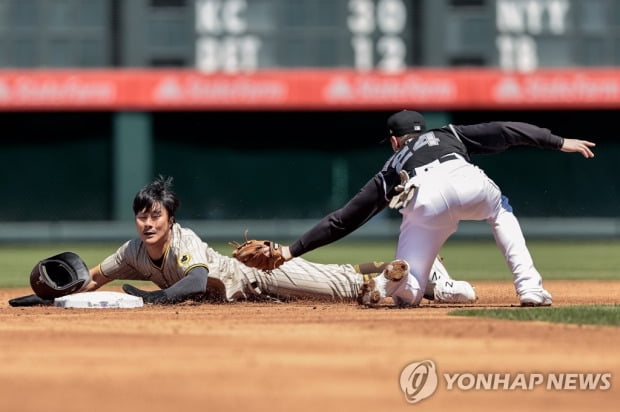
[348, 0, 409, 73]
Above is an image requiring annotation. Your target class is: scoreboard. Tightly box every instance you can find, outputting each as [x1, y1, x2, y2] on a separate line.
[2, 0, 620, 111]
[192, 0, 620, 73]
[194, 0, 417, 73]
[1, 0, 620, 72]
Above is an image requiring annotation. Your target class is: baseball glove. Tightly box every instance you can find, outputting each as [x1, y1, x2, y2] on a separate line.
[389, 170, 417, 209]
[229, 230, 285, 271]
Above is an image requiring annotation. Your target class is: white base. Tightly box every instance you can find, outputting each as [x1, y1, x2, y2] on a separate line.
[54, 291, 144, 309]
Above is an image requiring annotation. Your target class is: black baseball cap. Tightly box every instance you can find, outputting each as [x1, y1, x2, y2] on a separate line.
[386, 110, 426, 137]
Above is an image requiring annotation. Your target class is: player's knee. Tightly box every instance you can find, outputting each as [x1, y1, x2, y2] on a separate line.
[390, 283, 424, 307]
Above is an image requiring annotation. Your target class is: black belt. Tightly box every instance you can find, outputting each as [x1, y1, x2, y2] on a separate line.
[438, 153, 459, 163]
[408, 154, 460, 177]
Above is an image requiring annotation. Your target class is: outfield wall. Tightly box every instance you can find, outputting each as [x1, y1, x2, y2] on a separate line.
[0, 218, 618, 243]
[1, 110, 618, 224]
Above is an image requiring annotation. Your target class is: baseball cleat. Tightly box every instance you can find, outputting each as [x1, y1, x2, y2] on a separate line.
[434, 280, 477, 304]
[519, 289, 553, 307]
[357, 276, 382, 306]
[383, 259, 409, 281]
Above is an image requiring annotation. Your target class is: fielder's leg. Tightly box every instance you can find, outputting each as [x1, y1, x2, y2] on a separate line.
[398, 165, 489, 306]
[487, 195, 552, 306]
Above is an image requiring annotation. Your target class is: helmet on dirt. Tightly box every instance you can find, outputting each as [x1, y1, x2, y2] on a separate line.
[29, 252, 91, 299]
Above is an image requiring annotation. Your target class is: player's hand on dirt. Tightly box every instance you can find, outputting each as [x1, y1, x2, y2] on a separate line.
[122, 284, 169, 304]
[561, 138, 595, 158]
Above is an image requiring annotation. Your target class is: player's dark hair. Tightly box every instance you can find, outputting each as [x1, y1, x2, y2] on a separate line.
[133, 175, 180, 219]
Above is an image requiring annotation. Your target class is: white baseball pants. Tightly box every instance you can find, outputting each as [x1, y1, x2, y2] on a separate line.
[388, 156, 545, 306]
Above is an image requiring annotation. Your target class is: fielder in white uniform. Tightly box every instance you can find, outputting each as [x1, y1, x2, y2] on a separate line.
[85, 176, 474, 304]
[275, 111, 596, 307]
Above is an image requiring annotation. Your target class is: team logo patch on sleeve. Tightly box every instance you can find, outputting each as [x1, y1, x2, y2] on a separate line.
[177, 253, 192, 268]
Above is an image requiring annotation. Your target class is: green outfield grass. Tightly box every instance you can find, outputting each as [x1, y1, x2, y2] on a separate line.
[450, 305, 620, 327]
[0, 239, 619, 288]
[303, 238, 620, 281]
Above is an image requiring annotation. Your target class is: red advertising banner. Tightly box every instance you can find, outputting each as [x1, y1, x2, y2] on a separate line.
[0, 68, 619, 111]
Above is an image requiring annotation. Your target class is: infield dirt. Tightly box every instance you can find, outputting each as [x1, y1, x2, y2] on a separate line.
[1, 280, 618, 412]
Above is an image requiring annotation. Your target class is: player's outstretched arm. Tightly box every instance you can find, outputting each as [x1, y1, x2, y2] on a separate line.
[123, 266, 209, 304]
[82, 266, 113, 292]
[561, 138, 595, 158]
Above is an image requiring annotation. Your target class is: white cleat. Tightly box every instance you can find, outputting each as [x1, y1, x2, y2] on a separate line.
[426, 256, 477, 304]
[434, 280, 477, 304]
[519, 289, 553, 307]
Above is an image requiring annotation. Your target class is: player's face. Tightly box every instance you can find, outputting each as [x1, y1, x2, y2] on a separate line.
[135, 202, 173, 248]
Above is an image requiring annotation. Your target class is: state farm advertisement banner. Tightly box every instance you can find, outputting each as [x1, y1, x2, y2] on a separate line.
[0, 69, 619, 110]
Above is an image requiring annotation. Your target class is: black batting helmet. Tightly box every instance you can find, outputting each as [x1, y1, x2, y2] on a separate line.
[29, 252, 91, 299]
